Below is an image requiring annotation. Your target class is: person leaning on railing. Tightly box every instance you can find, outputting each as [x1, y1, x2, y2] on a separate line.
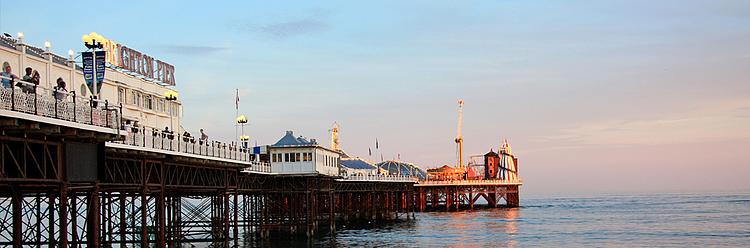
[53, 78, 68, 101]
[16, 68, 40, 94]
[1, 62, 17, 88]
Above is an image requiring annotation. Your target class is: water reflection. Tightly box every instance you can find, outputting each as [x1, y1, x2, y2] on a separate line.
[203, 193, 750, 247]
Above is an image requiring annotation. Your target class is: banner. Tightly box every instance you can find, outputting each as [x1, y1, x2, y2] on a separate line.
[94, 51, 106, 93]
[82, 52, 94, 92]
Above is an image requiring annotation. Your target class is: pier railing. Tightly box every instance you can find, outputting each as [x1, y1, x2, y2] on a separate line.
[341, 174, 418, 182]
[0, 75, 120, 129]
[113, 128, 272, 173]
[416, 179, 523, 186]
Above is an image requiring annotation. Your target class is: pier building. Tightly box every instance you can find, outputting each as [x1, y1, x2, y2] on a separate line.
[269, 130, 341, 176]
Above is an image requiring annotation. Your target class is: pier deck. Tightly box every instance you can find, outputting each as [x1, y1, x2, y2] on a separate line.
[0, 88, 415, 247]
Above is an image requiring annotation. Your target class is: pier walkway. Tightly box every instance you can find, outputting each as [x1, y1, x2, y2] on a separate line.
[0, 77, 416, 247]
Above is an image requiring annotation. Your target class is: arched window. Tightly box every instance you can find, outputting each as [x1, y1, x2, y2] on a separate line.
[80, 84, 87, 97]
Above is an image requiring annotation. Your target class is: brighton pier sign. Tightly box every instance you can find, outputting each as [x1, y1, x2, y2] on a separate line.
[83, 32, 176, 86]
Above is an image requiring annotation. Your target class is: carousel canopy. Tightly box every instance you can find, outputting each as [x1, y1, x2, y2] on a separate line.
[376, 161, 427, 179]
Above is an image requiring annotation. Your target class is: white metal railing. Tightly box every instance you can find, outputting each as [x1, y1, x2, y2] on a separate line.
[113, 128, 272, 173]
[0, 75, 120, 129]
[342, 174, 418, 182]
[241, 162, 272, 174]
[416, 179, 523, 186]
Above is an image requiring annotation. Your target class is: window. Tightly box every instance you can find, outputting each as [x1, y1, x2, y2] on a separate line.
[118, 88, 125, 104]
[135, 92, 142, 107]
[129, 90, 136, 105]
[145, 95, 153, 110]
[170, 102, 179, 117]
[80, 84, 87, 97]
[272, 153, 277, 162]
[157, 99, 165, 112]
[295, 153, 301, 162]
[284, 153, 289, 162]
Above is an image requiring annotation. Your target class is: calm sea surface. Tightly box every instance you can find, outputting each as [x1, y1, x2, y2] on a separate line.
[259, 193, 750, 247]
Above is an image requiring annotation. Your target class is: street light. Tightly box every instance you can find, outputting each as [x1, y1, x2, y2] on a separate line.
[164, 90, 178, 133]
[236, 115, 249, 149]
[82, 32, 104, 49]
[81, 32, 105, 99]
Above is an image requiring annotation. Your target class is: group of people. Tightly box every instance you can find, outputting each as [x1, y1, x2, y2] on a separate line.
[1, 62, 68, 100]
[123, 119, 210, 145]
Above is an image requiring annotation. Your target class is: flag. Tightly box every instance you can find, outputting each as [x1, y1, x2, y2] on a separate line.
[368, 148, 372, 156]
[235, 89, 240, 110]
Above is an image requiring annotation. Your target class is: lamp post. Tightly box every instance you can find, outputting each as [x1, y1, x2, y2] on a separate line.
[236, 115, 248, 149]
[164, 90, 178, 133]
[82, 32, 104, 98]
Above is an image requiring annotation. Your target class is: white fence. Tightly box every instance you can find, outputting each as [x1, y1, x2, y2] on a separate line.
[341, 174, 418, 182]
[416, 179, 523, 186]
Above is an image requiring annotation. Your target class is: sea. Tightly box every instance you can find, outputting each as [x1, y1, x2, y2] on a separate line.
[256, 192, 750, 247]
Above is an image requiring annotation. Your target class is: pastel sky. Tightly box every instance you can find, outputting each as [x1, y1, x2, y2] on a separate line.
[2, 0, 748, 196]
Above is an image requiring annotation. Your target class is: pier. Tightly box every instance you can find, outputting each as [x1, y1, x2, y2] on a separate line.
[0, 95, 415, 246]
[0, 32, 518, 247]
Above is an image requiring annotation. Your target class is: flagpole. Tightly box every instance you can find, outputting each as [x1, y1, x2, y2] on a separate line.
[235, 89, 238, 145]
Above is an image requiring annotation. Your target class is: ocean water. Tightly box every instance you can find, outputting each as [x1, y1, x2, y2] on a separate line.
[278, 193, 750, 247]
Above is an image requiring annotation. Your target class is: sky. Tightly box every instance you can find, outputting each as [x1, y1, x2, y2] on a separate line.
[1, 0, 749, 196]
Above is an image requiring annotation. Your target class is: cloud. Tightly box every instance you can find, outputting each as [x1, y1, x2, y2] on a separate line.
[257, 18, 328, 38]
[234, 10, 331, 39]
[736, 107, 750, 118]
[538, 98, 750, 145]
[160, 45, 227, 55]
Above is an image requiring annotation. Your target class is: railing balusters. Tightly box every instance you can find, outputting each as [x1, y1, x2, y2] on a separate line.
[53, 88, 58, 118]
[33, 85, 37, 115]
[72, 91, 76, 122]
[10, 83, 15, 110]
[104, 100, 109, 128]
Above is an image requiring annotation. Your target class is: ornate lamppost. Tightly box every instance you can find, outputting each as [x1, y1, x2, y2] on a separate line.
[164, 90, 178, 133]
[81, 32, 104, 98]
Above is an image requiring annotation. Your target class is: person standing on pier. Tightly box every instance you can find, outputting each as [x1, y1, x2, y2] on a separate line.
[200, 129, 208, 144]
[21, 67, 31, 82]
[53, 78, 67, 101]
[1, 62, 16, 88]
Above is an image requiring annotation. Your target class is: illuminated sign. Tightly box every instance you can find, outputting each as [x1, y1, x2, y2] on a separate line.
[83, 32, 176, 86]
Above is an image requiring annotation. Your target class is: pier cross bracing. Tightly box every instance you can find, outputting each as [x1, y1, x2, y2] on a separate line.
[0, 33, 520, 246]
